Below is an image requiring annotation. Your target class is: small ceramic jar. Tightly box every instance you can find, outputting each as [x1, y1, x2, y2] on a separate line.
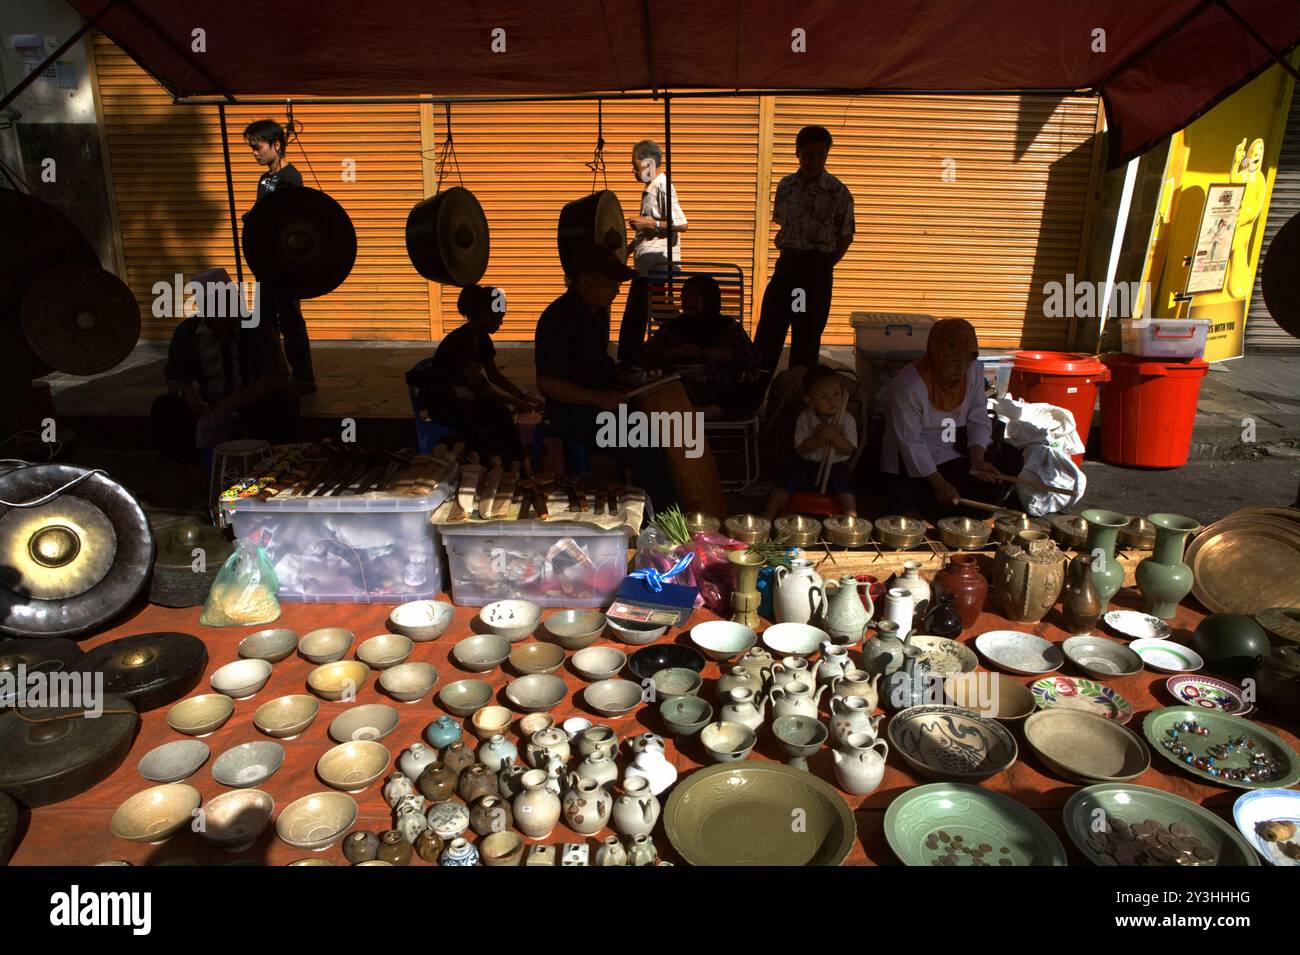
[457, 763, 499, 804]
[627, 833, 658, 866]
[469, 794, 513, 836]
[416, 761, 459, 801]
[398, 742, 438, 781]
[440, 837, 480, 867]
[375, 829, 412, 866]
[343, 830, 379, 864]
[426, 800, 470, 841]
[394, 802, 428, 844]
[424, 715, 462, 749]
[442, 740, 475, 775]
[595, 834, 628, 866]
[414, 828, 445, 863]
[575, 725, 618, 761]
[382, 771, 417, 808]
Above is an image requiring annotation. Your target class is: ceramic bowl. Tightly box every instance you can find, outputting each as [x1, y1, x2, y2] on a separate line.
[307, 660, 371, 701]
[298, 627, 355, 664]
[253, 694, 320, 740]
[200, 788, 275, 852]
[470, 704, 514, 740]
[379, 661, 438, 703]
[690, 620, 758, 661]
[1024, 709, 1150, 784]
[480, 599, 543, 642]
[276, 791, 357, 851]
[237, 628, 299, 663]
[1104, 609, 1171, 641]
[1165, 674, 1253, 716]
[480, 830, 525, 866]
[771, 714, 829, 764]
[888, 705, 1018, 782]
[974, 630, 1064, 675]
[316, 740, 390, 792]
[572, 645, 628, 682]
[452, 633, 511, 673]
[652, 666, 703, 697]
[1062, 635, 1143, 679]
[700, 720, 758, 762]
[885, 783, 1068, 866]
[562, 717, 593, 739]
[542, 609, 607, 650]
[1233, 788, 1300, 866]
[388, 599, 455, 641]
[356, 633, 414, 670]
[1030, 675, 1134, 724]
[510, 642, 566, 675]
[762, 622, 828, 657]
[328, 703, 399, 743]
[627, 644, 707, 682]
[584, 678, 642, 717]
[210, 659, 273, 700]
[519, 712, 555, 736]
[1130, 638, 1204, 674]
[212, 741, 285, 788]
[941, 672, 1036, 722]
[660, 695, 713, 737]
[111, 784, 202, 844]
[605, 618, 669, 645]
[506, 674, 568, 713]
[440, 678, 493, 717]
[138, 739, 210, 783]
[166, 694, 235, 737]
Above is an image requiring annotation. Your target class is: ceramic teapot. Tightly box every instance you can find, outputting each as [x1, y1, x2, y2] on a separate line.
[719, 687, 767, 731]
[735, 646, 776, 686]
[769, 655, 814, 692]
[525, 727, 571, 769]
[773, 559, 825, 625]
[818, 575, 874, 644]
[814, 642, 852, 686]
[768, 679, 828, 721]
[624, 748, 678, 796]
[828, 694, 884, 748]
[829, 669, 881, 712]
[717, 665, 766, 698]
[832, 733, 889, 796]
[611, 776, 661, 837]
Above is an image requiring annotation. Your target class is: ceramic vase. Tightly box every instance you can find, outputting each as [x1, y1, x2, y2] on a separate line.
[719, 687, 766, 731]
[375, 829, 411, 866]
[992, 531, 1066, 623]
[424, 715, 462, 749]
[442, 740, 475, 775]
[416, 761, 459, 801]
[828, 694, 883, 748]
[627, 834, 658, 866]
[922, 593, 963, 640]
[440, 837, 480, 867]
[343, 830, 379, 864]
[1135, 513, 1199, 620]
[882, 587, 915, 637]
[819, 575, 874, 645]
[595, 835, 628, 866]
[624, 748, 678, 796]
[382, 772, 416, 808]
[562, 777, 613, 835]
[574, 750, 619, 788]
[932, 554, 988, 629]
[478, 734, 518, 774]
[414, 829, 444, 863]
[576, 725, 618, 761]
[526, 727, 571, 768]
[814, 643, 852, 686]
[1080, 508, 1128, 610]
[768, 680, 828, 721]
[862, 620, 905, 677]
[773, 559, 824, 625]
[611, 776, 660, 837]
[832, 733, 889, 796]
[469, 794, 513, 836]
[513, 769, 561, 839]
[889, 560, 931, 615]
[457, 763, 499, 804]
[398, 742, 438, 782]
[1060, 554, 1102, 634]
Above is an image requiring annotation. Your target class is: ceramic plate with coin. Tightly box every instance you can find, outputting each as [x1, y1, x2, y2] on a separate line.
[908, 634, 978, 675]
[1064, 783, 1258, 867]
[884, 783, 1067, 867]
[1142, 706, 1300, 791]
[1103, 609, 1171, 641]
[1030, 676, 1134, 724]
[1129, 638, 1203, 674]
[1164, 674, 1253, 717]
[1232, 789, 1300, 866]
[974, 630, 1063, 675]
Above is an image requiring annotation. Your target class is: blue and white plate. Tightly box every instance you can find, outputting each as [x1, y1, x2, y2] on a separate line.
[1233, 789, 1300, 866]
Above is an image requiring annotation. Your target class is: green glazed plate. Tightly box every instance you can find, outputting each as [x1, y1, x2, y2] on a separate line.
[1031, 676, 1134, 724]
[884, 783, 1067, 866]
[1142, 706, 1300, 791]
[1064, 783, 1259, 866]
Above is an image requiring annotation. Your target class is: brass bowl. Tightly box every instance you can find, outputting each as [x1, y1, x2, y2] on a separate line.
[253, 694, 321, 739]
[724, 514, 770, 545]
[993, 512, 1050, 544]
[307, 660, 371, 701]
[356, 633, 414, 670]
[298, 627, 355, 664]
[238, 628, 299, 663]
[571, 646, 628, 682]
[328, 703, 399, 743]
[542, 610, 607, 651]
[470, 704, 513, 740]
[316, 740, 390, 793]
[1117, 516, 1156, 551]
[201, 789, 275, 852]
[584, 678, 643, 717]
[936, 516, 992, 550]
[210, 659, 273, 700]
[824, 515, 873, 548]
[388, 600, 455, 641]
[111, 783, 202, 845]
[452, 633, 511, 673]
[378, 661, 438, 704]
[875, 515, 927, 549]
[1047, 514, 1089, 550]
[699, 720, 758, 762]
[683, 511, 721, 536]
[166, 694, 234, 737]
[510, 642, 566, 675]
[212, 741, 285, 788]
[506, 674, 568, 713]
[773, 515, 822, 548]
[440, 679, 493, 717]
[276, 791, 357, 851]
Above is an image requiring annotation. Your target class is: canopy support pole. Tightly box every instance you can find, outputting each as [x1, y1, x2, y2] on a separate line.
[0, 0, 123, 111]
[1215, 0, 1300, 82]
[663, 92, 672, 284]
[218, 103, 244, 287]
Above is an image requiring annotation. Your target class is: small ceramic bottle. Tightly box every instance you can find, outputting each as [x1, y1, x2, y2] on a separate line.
[382, 771, 417, 808]
[424, 715, 462, 749]
[1060, 553, 1102, 634]
[890, 560, 931, 615]
[862, 620, 905, 676]
[375, 829, 412, 866]
[573, 750, 619, 788]
[469, 794, 513, 836]
[457, 763, 499, 804]
[442, 740, 475, 775]
[623, 748, 678, 796]
[611, 776, 660, 837]
[440, 837, 480, 867]
[627, 834, 658, 866]
[498, 760, 527, 799]
[595, 834, 628, 866]
[923, 593, 963, 640]
[513, 769, 562, 839]
[882, 587, 915, 638]
[398, 742, 437, 782]
[477, 734, 517, 774]
[343, 830, 379, 864]
[562, 777, 613, 835]
[544, 753, 565, 796]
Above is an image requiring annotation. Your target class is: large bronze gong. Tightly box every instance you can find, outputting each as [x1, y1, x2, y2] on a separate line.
[405, 186, 490, 287]
[241, 186, 357, 299]
[19, 263, 142, 376]
[149, 521, 234, 609]
[557, 190, 627, 278]
[0, 637, 84, 683]
[81, 632, 207, 712]
[1261, 212, 1300, 339]
[0, 464, 153, 638]
[0, 190, 100, 314]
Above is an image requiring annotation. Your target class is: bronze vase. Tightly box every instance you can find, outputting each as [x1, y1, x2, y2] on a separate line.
[1059, 554, 1102, 634]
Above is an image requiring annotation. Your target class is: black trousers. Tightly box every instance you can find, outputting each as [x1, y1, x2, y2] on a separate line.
[264, 285, 314, 383]
[617, 275, 651, 365]
[151, 389, 301, 466]
[425, 392, 524, 462]
[754, 249, 836, 376]
[544, 400, 678, 510]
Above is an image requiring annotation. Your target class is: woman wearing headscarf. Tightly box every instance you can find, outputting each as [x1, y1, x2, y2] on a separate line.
[880, 318, 1001, 515]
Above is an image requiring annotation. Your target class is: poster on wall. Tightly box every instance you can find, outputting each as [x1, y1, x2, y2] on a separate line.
[1186, 183, 1245, 295]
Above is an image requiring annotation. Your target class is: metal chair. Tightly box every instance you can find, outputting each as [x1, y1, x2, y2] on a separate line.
[704, 416, 761, 492]
[645, 261, 746, 334]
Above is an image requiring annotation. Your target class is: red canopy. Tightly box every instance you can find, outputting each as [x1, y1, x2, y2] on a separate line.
[71, 0, 1300, 164]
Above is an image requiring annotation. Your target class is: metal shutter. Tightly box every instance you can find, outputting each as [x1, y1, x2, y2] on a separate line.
[1247, 84, 1300, 352]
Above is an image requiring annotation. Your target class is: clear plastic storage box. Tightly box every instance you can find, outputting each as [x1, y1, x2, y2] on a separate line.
[851, 312, 935, 359]
[439, 520, 629, 608]
[1120, 317, 1209, 359]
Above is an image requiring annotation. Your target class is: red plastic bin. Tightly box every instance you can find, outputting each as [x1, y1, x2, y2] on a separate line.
[1098, 354, 1208, 468]
[1007, 352, 1110, 465]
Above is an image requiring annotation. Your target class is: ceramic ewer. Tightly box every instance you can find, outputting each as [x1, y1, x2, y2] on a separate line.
[832, 732, 889, 796]
[773, 559, 824, 625]
[611, 776, 660, 837]
[819, 575, 874, 644]
[562, 777, 612, 835]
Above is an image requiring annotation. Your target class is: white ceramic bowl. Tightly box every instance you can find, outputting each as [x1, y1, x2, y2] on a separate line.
[761, 623, 827, 657]
[480, 600, 543, 642]
[210, 659, 273, 699]
[388, 600, 455, 641]
[378, 661, 438, 703]
[690, 621, 757, 661]
[571, 646, 628, 682]
[974, 630, 1065, 676]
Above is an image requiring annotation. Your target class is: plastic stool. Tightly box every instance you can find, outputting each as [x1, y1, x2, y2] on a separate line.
[779, 490, 848, 518]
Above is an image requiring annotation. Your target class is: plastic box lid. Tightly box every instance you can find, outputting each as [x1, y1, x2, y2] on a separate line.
[438, 519, 631, 538]
[227, 479, 453, 515]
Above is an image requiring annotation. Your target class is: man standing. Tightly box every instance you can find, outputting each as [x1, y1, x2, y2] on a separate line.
[754, 125, 855, 377]
[244, 119, 316, 394]
[618, 139, 688, 364]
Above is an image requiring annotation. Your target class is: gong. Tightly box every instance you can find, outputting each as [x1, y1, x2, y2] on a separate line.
[241, 186, 357, 299]
[1261, 212, 1300, 339]
[0, 695, 138, 808]
[0, 637, 84, 682]
[0, 791, 16, 864]
[81, 632, 207, 712]
[0, 464, 153, 639]
[149, 521, 234, 609]
[405, 186, 490, 287]
[557, 191, 627, 278]
[19, 264, 141, 376]
[0, 190, 100, 314]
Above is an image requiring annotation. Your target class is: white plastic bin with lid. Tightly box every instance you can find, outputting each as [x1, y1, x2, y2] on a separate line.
[1120, 317, 1209, 359]
[851, 313, 935, 415]
[439, 520, 629, 608]
[229, 483, 450, 604]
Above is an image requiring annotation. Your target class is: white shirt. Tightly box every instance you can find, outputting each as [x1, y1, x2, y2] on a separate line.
[880, 362, 992, 476]
[794, 407, 858, 464]
[632, 171, 687, 270]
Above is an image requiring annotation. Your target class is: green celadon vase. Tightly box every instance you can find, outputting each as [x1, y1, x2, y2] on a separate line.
[1135, 513, 1200, 619]
[1080, 508, 1128, 610]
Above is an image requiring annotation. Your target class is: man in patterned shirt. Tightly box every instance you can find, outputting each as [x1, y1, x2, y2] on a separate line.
[754, 125, 855, 378]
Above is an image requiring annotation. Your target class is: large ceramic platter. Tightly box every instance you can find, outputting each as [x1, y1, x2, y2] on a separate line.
[1064, 784, 1258, 867]
[908, 635, 978, 675]
[1103, 609, 1170, 641]
[1186, 517, 1300, 615]
[1030, 676, 1134, 724]
[974, 630, 1063, 675]
[1164, 674, 1252, 717]
[1024, 709, 1150, 784]
[1130, 638, 1203, 674]
[1232, 789, 1300, 866]
[663, 762, 856, 866]
[1142, 706, 1300, 791]
[884, 783, 1067, 866]
[887, 705, 1018, 782]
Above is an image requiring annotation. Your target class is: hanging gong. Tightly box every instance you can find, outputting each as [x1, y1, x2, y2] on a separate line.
[1261, 212, 1300, 339]
[557, 191, 627, 278]
[0, 695, 138, 808]
[0, 189, 100, 314]
[241, 186, 357, 299]
[19, 264, 141, 376]
[149, 521, 233, 609]
[80, 632, 207, 712]
[405, 186, 490, 287]
[0, 464, 153, 639]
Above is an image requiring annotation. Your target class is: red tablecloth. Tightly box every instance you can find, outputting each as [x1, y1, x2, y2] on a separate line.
[7, 589, 1294, 866]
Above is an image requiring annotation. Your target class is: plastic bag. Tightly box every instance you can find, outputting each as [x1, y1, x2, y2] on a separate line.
[632, 528, 745, 613]
[200, 539, 281, 626]
[992, 396, 1087, 515]
[993, 396, 1086, 455]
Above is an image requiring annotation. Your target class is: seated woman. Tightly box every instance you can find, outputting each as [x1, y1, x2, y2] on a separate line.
[879, 317, 1005, 519]
[407, 285, 539, 463]
[640, 274, 764, 420]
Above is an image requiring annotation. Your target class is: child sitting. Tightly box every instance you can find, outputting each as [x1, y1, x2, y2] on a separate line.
[763, 364, 858, 519]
